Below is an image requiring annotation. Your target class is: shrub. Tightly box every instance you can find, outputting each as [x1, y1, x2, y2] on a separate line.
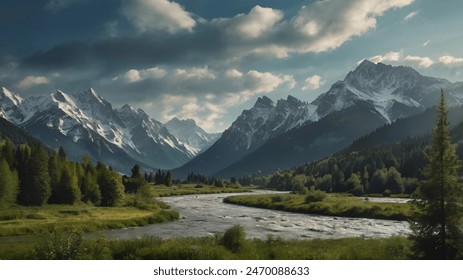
[33, 227, 84, 260]
[221, 225, 246, 252]
[304, 190, 327, 203]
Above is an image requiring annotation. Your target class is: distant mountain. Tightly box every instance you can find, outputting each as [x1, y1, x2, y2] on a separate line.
[313, 60, 463, 122]
[177, 60, 463, 178]
[214, 101, 386, 178]
[0, 87, 194, 172]
[174, 95, 318, 178]
[165, 117, 220, 154]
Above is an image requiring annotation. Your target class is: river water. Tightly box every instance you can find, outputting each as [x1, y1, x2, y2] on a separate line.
[98, 191, 411, 240]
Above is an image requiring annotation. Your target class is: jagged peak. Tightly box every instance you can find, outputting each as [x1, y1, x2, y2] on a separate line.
[254, 95, 274, 108]
[0, 86, 23, 105]
[51, 89, 69, 103]
[120, 104, 136, 112]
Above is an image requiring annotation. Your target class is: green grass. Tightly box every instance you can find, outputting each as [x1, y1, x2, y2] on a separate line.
[224, 192, 412, 220]
[150, 183, 252, 197]
[0, 203, 179, 237]
[0, 227, 412, 260]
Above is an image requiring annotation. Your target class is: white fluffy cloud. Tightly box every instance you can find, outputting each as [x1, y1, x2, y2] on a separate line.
[291, 0, 414, 53]
[123, 67, 166, 83]
[17, 76, 49, 89]
[404, 55, 434, 68]
[121, 0, 196, 34]
[367, 51, 401, 63]
[439, 55, 463, 65]
[118, 67, 294, 132]
[302, 75, 324, 91]
[216, 5, 283, 39]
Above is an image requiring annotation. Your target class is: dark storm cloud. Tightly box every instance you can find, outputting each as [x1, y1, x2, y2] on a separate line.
[22, 25, 230, 76]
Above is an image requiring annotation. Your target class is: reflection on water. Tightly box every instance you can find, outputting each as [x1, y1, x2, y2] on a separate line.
[98, 191, 411, 240]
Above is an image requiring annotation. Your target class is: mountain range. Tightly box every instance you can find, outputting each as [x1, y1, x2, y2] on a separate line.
[2, 60, 463, 177]
[175, 60, 463, 178]
[0, 87, 218, 172]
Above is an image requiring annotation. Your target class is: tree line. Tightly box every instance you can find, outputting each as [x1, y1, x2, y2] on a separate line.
[0, 142, 124, 207]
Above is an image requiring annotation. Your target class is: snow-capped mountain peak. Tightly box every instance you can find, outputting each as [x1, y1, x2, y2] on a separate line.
[313, 60, 454, 122]
[0, 87, 25, 123]
[165, 117, 221, 154]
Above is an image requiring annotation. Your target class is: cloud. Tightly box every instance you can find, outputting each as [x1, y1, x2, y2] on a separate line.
[367, 51, 401, 63]
[121, 0, 196, 34]
[214, 5, 283, 39]
[105, 67, 294, 132]
[302, 75, 324, 91]
[17, 76, 49, 89]
[439, 55, 463, 65]
[404, 11, 418, 21]
[290, 0, 414, 53]
[122, 67, 167, 83]
[404, 55, 434, 68]
[24, 1, 414, 73]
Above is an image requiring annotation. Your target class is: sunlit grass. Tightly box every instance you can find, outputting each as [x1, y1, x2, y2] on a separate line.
[0, 204, 179, 237]
[224, 193, 411, 220]
[150, 183, 252, 197]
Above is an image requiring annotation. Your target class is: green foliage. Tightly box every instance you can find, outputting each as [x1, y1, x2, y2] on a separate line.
[304, 190, 327, 203]
[346, 173, 364, 195]
[291, 174, 308, 194]
[0, 159, 18, 205]
[79, 156, 101, 205]
[33, 227, 84, 260]
[410, 90, 463, 259]
[225, 193, 411, 221]
[2, 234, 412, 260]
[97, 162, 125, 206]
[221, 225, 246, 252]
[19, 145, 51, 206]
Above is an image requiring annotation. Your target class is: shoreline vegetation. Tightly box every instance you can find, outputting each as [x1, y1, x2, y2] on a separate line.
[0, 225, 412, 260]
[0, 184, 250, 238]
[223, 192, 412, 221]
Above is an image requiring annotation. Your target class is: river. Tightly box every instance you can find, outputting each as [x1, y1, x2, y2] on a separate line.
[98, 191, 411, 240]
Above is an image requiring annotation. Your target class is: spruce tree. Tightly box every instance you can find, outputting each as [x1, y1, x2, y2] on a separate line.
[20, 145, 51, 206]
[410, 89, 463, 259]
[0, 159, 19, 205]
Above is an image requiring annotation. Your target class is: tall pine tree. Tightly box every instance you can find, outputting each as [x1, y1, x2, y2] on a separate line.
[410, 89, 463, 259]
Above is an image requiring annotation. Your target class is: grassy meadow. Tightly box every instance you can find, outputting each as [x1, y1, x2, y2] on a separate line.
[150, 183, 252, 197]
[224, 192, 412, 220]
[0, 225, 412, 260]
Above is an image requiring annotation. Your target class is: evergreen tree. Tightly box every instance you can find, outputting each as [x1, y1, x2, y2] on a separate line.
[19, 145, 51, 206]
[166, 171, 173, 187]
[80, 156, 101, 205]
[96, 162, 124, 206]
[48, 152, 62, 204]
[0, 159, 19, 205]
[131, 164, 142, 179]
[57, 163, 81, 204]
[410, 90, 463, 259]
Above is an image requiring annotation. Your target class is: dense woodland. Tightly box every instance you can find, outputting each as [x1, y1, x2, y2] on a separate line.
[0, 140, 125, 207]
[264, 121, 463, 197]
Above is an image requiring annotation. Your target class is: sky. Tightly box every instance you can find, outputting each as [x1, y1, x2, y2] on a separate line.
[1, 0, 463, 133]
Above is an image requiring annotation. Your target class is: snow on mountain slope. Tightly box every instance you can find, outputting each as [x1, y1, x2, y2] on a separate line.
[165, 117, 220, 154]
[174, 95, 318, 177]
[312, 60, 455, 122]
[0, 87, 26, 124]
[0, 87, 194, 171]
